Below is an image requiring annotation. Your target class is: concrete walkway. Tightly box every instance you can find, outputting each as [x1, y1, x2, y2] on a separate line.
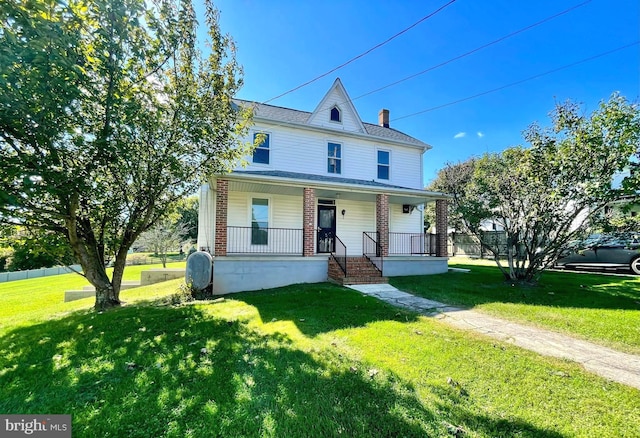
[348, 283, 640, 390]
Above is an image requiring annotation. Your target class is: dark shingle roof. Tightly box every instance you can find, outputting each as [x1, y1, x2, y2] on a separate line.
[235, 100, 428, 148]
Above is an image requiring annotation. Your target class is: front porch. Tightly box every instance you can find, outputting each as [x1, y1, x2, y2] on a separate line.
[207, 227, 448, 294]
[197, 175, 450, 294]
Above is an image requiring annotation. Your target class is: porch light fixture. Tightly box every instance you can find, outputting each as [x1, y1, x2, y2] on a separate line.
[341, 209, 346, 217]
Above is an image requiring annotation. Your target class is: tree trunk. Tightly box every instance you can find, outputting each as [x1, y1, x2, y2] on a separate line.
[110, 243, 133, 304]
[95, 281, 119, 310]
[77, 252, 120, 310]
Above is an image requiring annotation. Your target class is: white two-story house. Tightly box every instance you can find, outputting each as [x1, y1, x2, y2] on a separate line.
[197, 78, 449, 294]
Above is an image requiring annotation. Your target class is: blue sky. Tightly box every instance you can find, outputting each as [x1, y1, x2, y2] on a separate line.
[204, 0, 639, 185]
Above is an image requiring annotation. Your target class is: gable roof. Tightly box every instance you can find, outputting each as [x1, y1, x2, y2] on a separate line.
[234, 80, 430, 150]
[306, 78, 366, 133]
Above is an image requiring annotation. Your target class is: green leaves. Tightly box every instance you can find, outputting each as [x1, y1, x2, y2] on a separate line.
[0, 0, 252, 306]
[434, 95, 640, 282]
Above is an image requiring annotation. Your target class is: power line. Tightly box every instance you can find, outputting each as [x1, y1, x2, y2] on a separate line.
[391, 41, 640, 123]
[262, 0, 457, 104]
[353, 0, 592, 102]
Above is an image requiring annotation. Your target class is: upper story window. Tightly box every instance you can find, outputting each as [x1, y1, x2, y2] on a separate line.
[328, 142, 341, 174]
[330, 106, 341, 122]
[377, 150, 390, 180]
[252, 132, 270, 164]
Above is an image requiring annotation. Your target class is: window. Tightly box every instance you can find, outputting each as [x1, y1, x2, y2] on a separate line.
[327, 142, 341, 174]
[252, 132, 270, 164]
[377, 150, 390, 180]
[330, 106, 341, 122]
[251, 198, 269, 245]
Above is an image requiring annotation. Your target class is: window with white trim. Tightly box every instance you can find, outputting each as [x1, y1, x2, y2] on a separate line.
[327, 142, 341, 174]
[377, 150, 390, 180]
[251, 198, 269, 245]
[252, 132, 270, 164]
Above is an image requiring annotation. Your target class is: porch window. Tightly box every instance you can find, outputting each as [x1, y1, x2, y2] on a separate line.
[252, 133, 270, 164]
[251, 198, 269, 245]
[328, 142, 341, 174]
[377, 150, 390, 180]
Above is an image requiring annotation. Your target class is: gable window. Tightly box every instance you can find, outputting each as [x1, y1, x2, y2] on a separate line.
[251, 198, 269, 245]
[252, 132, 270, 164]
[377, 150, 390, 180]
[330, 106, 341, 122]
[327, 142, 341, 174]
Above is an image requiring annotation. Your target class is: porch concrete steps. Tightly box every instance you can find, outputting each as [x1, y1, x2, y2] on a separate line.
[328, 256, 388, 285]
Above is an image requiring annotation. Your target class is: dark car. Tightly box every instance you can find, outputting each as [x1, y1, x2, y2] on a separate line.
[555, 233, 640, 274]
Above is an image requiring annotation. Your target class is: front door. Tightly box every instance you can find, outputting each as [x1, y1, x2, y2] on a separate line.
[317, 205, 336, 253]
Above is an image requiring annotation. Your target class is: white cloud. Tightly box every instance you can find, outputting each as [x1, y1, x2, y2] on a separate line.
[477, 131, 485, 138]
[453, 132, 466, 139]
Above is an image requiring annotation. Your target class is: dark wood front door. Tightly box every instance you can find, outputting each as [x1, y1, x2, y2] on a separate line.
[317, 205, 336, 253]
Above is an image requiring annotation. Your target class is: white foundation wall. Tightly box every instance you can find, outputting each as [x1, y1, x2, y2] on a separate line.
[212, 256, 329, 294]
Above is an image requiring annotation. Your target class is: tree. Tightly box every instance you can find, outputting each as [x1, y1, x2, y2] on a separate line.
[175, 196, 199, 242]
[136, 218, 188, 267]
[0, 0, 254, 309]
[6, 227, 77, 271]
[435, 95, 640, 282]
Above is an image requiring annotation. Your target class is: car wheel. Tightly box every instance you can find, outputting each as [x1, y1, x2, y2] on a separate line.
[630, 257, 640, 275]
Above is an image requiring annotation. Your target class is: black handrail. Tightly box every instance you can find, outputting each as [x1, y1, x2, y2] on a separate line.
[227, 226, 303, 254]
[363, 231, 383, 274]
[332, 234, 347, 276]
[388, 232, 438, 255]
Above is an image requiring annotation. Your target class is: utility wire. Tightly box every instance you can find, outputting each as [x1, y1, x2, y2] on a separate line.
[262, 0, 457, 104]
[353, 0, 592, 102]
[391, 41, 640, 122]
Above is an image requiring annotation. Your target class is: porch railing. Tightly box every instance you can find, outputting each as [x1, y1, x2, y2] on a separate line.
[227, 226, 303, 254]
[389, 232, 438, 256]
[332, 234, 347, 276]
[363, 231, 383, 274]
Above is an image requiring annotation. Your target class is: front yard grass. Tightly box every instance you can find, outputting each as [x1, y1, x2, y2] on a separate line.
[390, 257, 640, 354]
[1, 279, 639, 437]
[0, 262, 185, 335]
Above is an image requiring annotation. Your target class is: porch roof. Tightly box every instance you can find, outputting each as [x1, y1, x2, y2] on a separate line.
[222, 170, 449, 205]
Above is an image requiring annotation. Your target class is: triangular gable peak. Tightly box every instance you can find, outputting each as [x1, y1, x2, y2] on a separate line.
[307, 78, 366, 133]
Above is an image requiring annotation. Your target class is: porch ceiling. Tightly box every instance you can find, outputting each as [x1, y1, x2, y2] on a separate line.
[225, 175, 444, 205]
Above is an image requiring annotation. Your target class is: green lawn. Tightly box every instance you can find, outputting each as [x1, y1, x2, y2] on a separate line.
[1, 275, 639, 437]
[391, 257, 640, 354]
[0, 262, 185, 335]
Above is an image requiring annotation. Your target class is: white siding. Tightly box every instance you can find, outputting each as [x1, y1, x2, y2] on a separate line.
[197, 184, 215, 251]
[239, 124, 424, 189]
[226, 192, 304, 254]
[389, 204, 426, 255]
[390, 204, 423, 233]
[335, 199, 376, 255]
[308, 86, 363, 132]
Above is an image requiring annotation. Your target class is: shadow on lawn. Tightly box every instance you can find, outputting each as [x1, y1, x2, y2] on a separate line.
[233, 282, 421, 337]
[0, 301, 563, 437]
[391, 265, 640, 311]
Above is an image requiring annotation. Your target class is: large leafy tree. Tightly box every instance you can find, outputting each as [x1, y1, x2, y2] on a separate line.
[175, 196, 198, 241]
[434, 95, 640, 282]
[0, 0, 254, 309]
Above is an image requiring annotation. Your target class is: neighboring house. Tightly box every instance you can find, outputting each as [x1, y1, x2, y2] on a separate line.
[197, 78, 449, 294]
